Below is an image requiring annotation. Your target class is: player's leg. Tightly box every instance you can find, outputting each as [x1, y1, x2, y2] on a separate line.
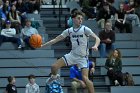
[51, 58, 66, 75]
[81, 68, 95, 93]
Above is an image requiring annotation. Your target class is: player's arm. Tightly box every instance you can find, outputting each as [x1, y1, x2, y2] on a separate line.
[42, 35, 65, 47]
[90, 32, 100, 51]
[84, 27, 100, 51]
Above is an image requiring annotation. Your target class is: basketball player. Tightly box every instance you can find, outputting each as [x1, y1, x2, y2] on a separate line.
[42, 10, 100, 93]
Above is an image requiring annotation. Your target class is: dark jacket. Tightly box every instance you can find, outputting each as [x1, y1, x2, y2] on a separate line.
[105, 58, 122, 72]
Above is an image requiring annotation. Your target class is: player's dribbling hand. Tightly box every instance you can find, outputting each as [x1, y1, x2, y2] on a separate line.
[92, 46, 98, 51]
[41, 44, 45, 47]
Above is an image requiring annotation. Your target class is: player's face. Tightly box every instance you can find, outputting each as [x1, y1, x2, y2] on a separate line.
[73, 15, 83, 27]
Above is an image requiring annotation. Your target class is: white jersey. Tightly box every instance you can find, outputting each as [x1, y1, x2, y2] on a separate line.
[61, 25, 94, 57]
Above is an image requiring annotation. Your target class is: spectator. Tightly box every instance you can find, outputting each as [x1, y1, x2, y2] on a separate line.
[81, 0, 96, 19]
[70, 60, 95, 93]
[115, 3, 132, 33]
[0, 20, 22, 49]
[20, 19, 38, 49]
[2, 0, 10, 16]
[124, 0, 140, 27]
[134, 0, 140, 18]
[25, 74, 40, 93]
[26, 0, 40, 14]
[5, 76, 17, 93]
[45, 73, 63, 93]
[99, 21, 115, 57]
[88, 60, 96, 80]
[8, 4, 21, 34]
[16, 0, 27, 27]
[2, 0, 10, 24]
[96, 3, 114, 29]
[105, 49, 123, 86]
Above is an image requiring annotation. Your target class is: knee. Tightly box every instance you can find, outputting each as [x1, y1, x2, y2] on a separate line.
[51, 64, 58, 71]
[101, 19, 105, 22]
[71, 81, 78, 89]
[82, 76, 92, 84]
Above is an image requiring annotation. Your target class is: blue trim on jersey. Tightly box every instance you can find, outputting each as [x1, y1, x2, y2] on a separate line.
[62, 56, 68, 66]
[68, 29, 70, 36]
[84, 26, 89, 37]
[86, 41, 89, 56]
[73, 25, 82, 32]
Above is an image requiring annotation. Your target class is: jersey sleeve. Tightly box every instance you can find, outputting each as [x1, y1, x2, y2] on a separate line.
[61, 29, 69, 38]
[84, 26, 94, 36]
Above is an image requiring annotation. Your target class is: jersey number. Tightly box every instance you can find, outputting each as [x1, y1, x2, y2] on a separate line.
[76, 39, 79, 45]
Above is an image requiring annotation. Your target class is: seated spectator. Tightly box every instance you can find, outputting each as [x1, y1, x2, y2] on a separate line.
[7, 4, 21, 34]
[96, 3, 114, 29]
[105, 49, 123, 86]
[5, 76, 17, 93]
[0, 20, 22, 49]
[26, 0, 40, 14]
[88, 60, 95, 81]
[135, 1, 140, 18]
[70, 60, 95, 93]
[115, 3, 132, 33]
[124, 0, 140, 27]
[20, 19, 39, 49]
[16, 0, 27, 27]
[25, 74, 40, 93]
[0, 0, 5, 28]
[99, 21, 115, 57]
[45, 73, 63, 93]
[1, 0, 10, 27]
[81, 0, 97, 19]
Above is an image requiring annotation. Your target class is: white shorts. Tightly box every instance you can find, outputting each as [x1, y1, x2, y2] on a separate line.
[62, 52, 88, 68]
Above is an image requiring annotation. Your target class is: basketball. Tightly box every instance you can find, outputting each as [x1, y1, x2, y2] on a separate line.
[29, 34, 42, 48]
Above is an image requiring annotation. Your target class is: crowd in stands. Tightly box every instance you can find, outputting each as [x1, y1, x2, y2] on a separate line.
[79, 0, 140, 32]
[0, 0, 40, 49]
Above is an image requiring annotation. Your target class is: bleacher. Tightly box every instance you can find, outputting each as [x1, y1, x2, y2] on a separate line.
[0, 0, 140, 93]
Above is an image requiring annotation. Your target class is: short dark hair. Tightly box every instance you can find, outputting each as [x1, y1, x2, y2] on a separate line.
[8, 76, 15, 83]
[71, 10, 85, 18]
[71, 8, 78, 15]
[25, 19, 31, 23]
[28, 74, 35, 79]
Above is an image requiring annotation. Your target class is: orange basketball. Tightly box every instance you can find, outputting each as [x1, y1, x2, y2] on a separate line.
[29, 34, 42, 48]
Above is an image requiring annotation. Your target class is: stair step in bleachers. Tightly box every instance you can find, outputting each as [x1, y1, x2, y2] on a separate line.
[0, 42, 51, 50]
[0, 50, 54, 58]
[111, 86, 140, 93]
[0, 58, 56, 67]
[105, 75, 140, 85]
[96, 58, 140, 66]
[92, 49, 140, 57]
[27, 14, 40, 20]
[101, 66, 140, 75]
[0, 67, 54, 77]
